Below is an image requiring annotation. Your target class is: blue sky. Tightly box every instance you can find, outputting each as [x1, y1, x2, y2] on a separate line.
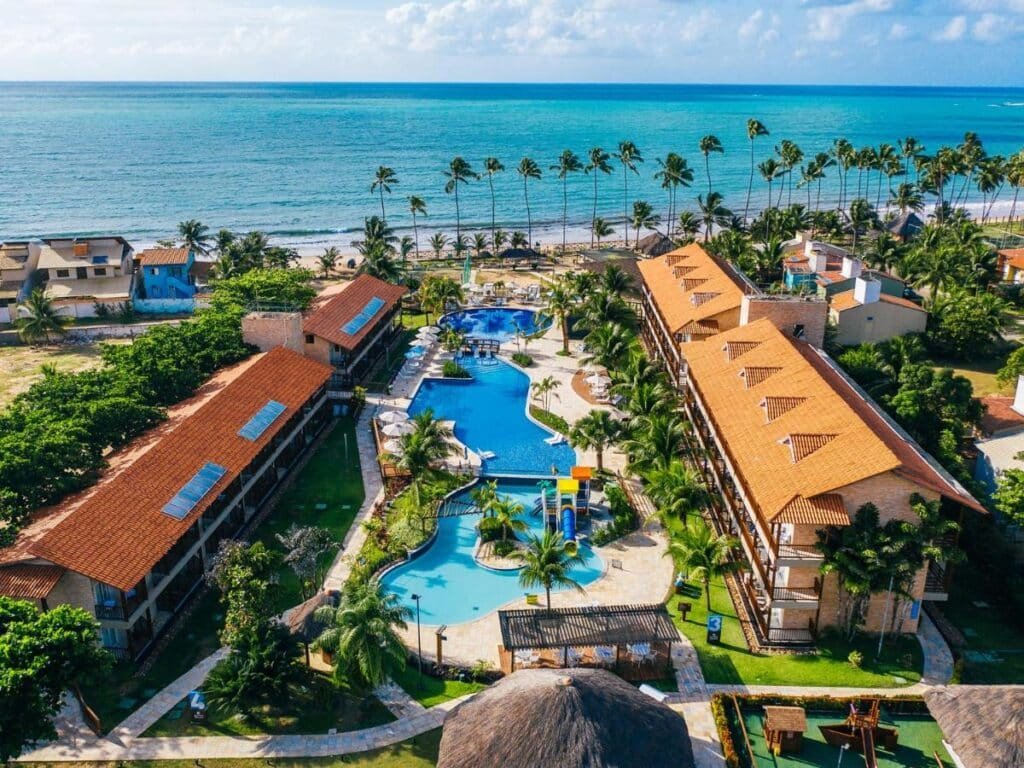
[1, 0, 1022, 85]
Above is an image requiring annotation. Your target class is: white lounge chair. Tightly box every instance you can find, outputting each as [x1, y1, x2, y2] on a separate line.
[478, 450, 496, 460]
[544, 434, 566, 445]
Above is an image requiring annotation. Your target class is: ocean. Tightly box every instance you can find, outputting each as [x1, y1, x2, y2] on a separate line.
[1, 82, 1023, 253]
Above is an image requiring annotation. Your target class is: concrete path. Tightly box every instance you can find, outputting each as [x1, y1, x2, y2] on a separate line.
[20, 696, 470, 762]
[373, 679, 427, 719]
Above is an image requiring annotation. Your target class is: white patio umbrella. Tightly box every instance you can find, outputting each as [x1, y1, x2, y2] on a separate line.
[378, 410, 408, 424]
[382, 439, 405, 454]
[421, 325, 441, 333]
[381, 422, 414, 437]
[416, 328, 439, 340]
[586, 373, 612, 387]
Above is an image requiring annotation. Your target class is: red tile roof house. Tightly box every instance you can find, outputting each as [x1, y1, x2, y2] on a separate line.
[0, 348, 331, 661]
[301, 274, 408, 390]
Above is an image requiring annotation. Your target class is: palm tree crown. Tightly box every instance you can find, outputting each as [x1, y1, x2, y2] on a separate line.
[517, 157, 542, 246]
[444, 157, 478, 241]
[371, 166, 398, 221]
[515, 529, 589, 611]
[665, 518, 743, 610]
[551, 149, 584, 254]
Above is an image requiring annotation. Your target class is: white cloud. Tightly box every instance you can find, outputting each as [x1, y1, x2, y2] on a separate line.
[888, 22, 910, 39]
[935, 15, 968, 41]
[805, 0, 894, 42]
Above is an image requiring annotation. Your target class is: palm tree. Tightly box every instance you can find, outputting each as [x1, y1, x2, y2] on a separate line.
[429, 232, 448, 260]
[399, 235, 414, 267]
[676, 211, 700, 243]
[510, 231, 528, 248]
[317, 246, 339, 278]
[371, 166, 398, 221]
[530, 375, 561, 412]
[591, 217, 614, 247]
[600, 263, 633, 294]
[359, 246, 404, 284]
[665, 518, 743, 611]
[538, 278, 577, 355]
[744, 119, 769, 221]
[569, 410, 622, 472]
[15, 288, 72, 344]
[585, 147, 613, 247]
[699, 135, 724, 194]
[614, 141, 643, 247]
[643, 459, 706, 521]
[517, 157, 542, 246]
[551, 149, 584, 254]
[483, 157, 504, 250]
[899, 137, 925, 181]
[777, 139, 803, 207]
[470, 478, 499, 516]
[419, 274, 464, 324]
[492, 228, 508, 254]
[515, 529, 588, 611]
[491, 497, 528, 544]
[214, 228, 235, 256]
[1007, 150, 1024, 227]
[810, 151, 835, 213]
[408, 195, 427, 260]
[890, 183, 924, 214]
[848, 198, 878, 255]
[177, 219, 211, 254]
[620, 411, 688, 473]
[311, 580, 411, 686]
[581, 322, 636, 370]
[696, 191, 731, 242]
[398, 409, 454, 475]
[833, 138, 855, 213]
[630, 200, 661, 242]
[655, 153, 693, 238]
[444, 157, 478, 241]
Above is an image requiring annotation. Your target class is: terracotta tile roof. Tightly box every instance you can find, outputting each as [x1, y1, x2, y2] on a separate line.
[138, 247, 191, 266]
[999, 248, 1024, 271]
[784, 433, 837, 462]
[761, 396, 807, 422]
[740, 366, 782, 388]
[682, 319, 984, 523]
[723, 341, 762, 362]
[830, 290, 927, 314]
[0, 564, 65, 600]
[764, 706, 808, 733]
[776, 495, 850, 526]
[30, 348, 332, 590]
[303, 274, 407, 351]
[681, 319, 719, 338]
[980, 396, 1024, 436]
[637, 243, 751, 341]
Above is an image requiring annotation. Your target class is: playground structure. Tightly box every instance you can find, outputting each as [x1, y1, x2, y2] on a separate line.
[533, 467, 594, 543]
[819, 699, 899, 768]
[762, 706, 807, 755]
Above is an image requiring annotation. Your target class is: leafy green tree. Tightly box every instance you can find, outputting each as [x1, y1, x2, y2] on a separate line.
[210, 267, 316, 312]
[665, 518, 743, 611]
[491, 496, 528, 544]
[209, 540, 281, 648]
[551, 149, 584, 253]
[203, 622, 305, 716]
[994, 469, 1024, 527]
[644, 459, 707, 521]
[419, 274, 463, 324]
[371, 165, 398, 221]
[515, 529, 589, 611]
[569, 409, 623, 473]
[311, 580, 411, 687]
[276, 525, 336, 600]
[576, 291, 635, 333]
[0, 598, 113, 762]
[15, 289, 72, 344]
[317, 246, 339, 278]
[620, 411, 688, 473]
[997, 346, 1024, 388]
[600, 263, 633, 295]
[470, 478, 499, 516]
[613, 141, 643, 247]
[927, 290, 1007, 361]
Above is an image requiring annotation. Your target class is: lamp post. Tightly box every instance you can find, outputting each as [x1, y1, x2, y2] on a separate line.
[411, 593, 423, 684]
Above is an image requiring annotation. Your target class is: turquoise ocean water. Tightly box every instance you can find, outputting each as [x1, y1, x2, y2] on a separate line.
[1, 83, 1023, 249]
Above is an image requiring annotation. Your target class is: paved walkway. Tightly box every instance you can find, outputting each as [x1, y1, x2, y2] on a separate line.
[373, 679, 427, 719]
[21, 696, 470, 762]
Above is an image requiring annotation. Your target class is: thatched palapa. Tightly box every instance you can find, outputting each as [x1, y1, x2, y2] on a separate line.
[924, 685, 1024, 768]
[437, 668, 695, 768]
[635, 233, 675, 257]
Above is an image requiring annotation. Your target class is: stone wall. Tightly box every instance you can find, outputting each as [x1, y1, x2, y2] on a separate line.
[740, 294, 828, 349]
[241, 311, 304, 354]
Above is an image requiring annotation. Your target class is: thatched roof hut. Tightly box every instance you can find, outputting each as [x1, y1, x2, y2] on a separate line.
[284, 590, 337, 642]
[437, 668, 695, 768]
[635, 233, 675, 258]
[924, 685, 1024, 768]
[499, 247, 544, 261]
[888, 211, 925, 241]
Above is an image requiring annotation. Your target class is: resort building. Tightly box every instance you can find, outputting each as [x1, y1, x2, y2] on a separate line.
[136, 247, 197, 300]
[997, 247, 1024, 283]
[781, 235, 907, 300]
[638, 243, 827, 386]
[0, 347, 332, 660]
[679, 318, 983, 648]
[0, 241, 42, 322]
[828, 275, 928, 346]
[243, 274, 407, 391]
[37, 236, 135, 317]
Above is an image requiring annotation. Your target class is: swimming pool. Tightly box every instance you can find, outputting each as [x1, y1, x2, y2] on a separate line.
[440, 307, 549, 343]
[379, 480, 604, 624]
[408, 354, 576, 475]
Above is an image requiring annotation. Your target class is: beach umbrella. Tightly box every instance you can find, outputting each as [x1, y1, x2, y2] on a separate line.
[382, 439, 405, 454]
[381, 422, 413, 437]
[421, 325, 441, 333]
[378, 410, 408, 424]
[586, 373, 611, 387]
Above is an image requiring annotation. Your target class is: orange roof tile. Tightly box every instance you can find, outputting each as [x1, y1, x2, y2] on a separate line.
[999, 248, 1024, 271]
[303, 274, 407, 351]
[776, 495, 850, 526]
[681, 319, 719, 337]
[761, 396, 807, 422]
[31, 348, 332, 590]
[682, 319, 983, 523]
[0, 564, 65, 599]
[830, 290, 927, 314]
[980, 396, 1024, 436]
[637, 243, 751, 341]
[138, 247, 191, 266]
[785, 433, 837, 462]
[724, 341, 762, 362]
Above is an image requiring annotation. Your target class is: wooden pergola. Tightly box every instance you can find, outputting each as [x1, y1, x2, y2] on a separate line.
[497, 603, 681, 682]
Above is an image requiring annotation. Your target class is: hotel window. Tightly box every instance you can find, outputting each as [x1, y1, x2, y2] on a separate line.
[94, 267, 107, 276]
[56, 269, 70, 278]
[305, 334, 315, 344]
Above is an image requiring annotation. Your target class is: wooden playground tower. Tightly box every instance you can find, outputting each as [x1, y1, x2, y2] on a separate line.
[819, 699, 899, 768]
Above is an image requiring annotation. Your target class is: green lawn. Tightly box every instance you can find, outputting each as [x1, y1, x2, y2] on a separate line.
[143, 670, 393, 737]
[85, 419, 365, 732]
[932, 355, 1010, 398]
[21, 730, 442, 768]
[663, 518, 922, 688]
[390, 663, 487, 707]
[941, 566, 1024, 683]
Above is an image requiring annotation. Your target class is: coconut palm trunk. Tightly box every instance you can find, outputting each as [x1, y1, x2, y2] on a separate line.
[524, 176, 533, 245]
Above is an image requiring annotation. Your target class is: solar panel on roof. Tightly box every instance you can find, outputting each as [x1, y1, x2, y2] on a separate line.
[342, 296, 386, 336]
[238, 400, 287, 441]
[162, 462, 227, 520]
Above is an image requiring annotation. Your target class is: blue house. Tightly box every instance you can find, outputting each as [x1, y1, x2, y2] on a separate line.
[136, 247, 196, 299]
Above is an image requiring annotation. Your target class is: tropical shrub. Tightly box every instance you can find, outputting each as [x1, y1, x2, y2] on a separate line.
[442, 360, 470, 378]
[511, 351, 533, 367]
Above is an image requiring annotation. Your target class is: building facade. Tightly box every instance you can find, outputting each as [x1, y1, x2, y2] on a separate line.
[136, 247, 197, 300]
[38, 236, 135, 317]
[0, 347, 332, 660]
[829, 276, 928, 346]
[0, 241, 42, 322]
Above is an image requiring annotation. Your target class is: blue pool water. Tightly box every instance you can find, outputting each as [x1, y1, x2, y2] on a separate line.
[440, 308, 549, 343]
[408, 354, 575, 476]
[379, 480, 604, 625]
